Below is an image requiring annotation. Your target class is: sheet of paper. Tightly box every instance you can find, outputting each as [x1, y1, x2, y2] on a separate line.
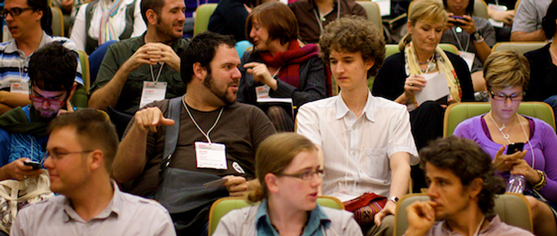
[330, 191, 360, 203]
[414, 72, 450, 106]
[373, 0, 391, 16]
[459, 51, 475, 72]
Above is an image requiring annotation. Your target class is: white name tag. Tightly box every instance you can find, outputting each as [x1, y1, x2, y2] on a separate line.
[459, 51, 475, 72]
[256, 85, 270, 102]
[10, 82, 29, 95]
[140, 81, 167, 108]
[195, 142, 227, 169]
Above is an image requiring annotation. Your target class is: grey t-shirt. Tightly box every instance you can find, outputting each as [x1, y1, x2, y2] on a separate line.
[511, 0, 551, 33]
[441, 16, 496, 72]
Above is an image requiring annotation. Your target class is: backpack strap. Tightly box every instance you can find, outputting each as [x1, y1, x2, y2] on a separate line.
[159, 97, 182, 175]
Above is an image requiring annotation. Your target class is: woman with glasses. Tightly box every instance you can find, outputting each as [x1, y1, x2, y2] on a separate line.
[214, 133, 362, 236]
[454, 50, 557, 236]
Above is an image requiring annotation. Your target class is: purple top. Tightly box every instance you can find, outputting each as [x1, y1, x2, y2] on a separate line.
[454, 115, 557, 203]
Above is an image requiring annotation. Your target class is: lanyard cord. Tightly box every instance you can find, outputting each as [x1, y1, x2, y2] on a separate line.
[452, 27, 470, 52]
[182, 97, 224, 144]
[489, 112, 536, 168]
[312, 0, 340, 34]
[150, 63, 165, 82]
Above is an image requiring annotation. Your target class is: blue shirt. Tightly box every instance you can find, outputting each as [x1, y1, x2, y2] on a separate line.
[255, 199, 331, 236]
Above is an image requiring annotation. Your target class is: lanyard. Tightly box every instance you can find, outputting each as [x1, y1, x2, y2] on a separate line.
[451, 27, 470, 52]
[150, 63, 165, 82]
[182, 97, 223, 144]
[312, 0, 341, 34]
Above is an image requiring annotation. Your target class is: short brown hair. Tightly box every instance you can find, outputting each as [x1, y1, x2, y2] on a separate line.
[48, 109, 118, 172]
[483, 50, 530, 91]
[248, 133, 317, 202]
[245, 2, 299, 46]
[399, 0, 448, 51]
[319, 16, 385, 78]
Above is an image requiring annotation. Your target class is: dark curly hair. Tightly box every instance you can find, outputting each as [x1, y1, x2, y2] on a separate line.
[318, 16, 385, 78]
[419, 136, 505, 215]
[542, 0, 557, 39]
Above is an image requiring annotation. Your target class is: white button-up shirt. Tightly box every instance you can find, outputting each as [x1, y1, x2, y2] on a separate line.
[297, 91, 419, 198]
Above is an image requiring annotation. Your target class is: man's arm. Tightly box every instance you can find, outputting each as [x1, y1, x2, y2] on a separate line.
[374, 152, 411, 225]
[510, 29, 547, 41]
[88, 44, 172, 110]
[111, 107, 174, 183]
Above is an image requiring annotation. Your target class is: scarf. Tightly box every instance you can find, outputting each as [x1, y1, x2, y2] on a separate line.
[259, 40, 319, 88]
[404, 42, 462, 107]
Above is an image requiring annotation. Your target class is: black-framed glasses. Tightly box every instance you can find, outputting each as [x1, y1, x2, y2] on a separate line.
[1, 7, 34, 18]
[488, 90, 524, 102]
[43, 150, 94, 162]
[29, 89, 67, 106]
[279, 168, 325, 181]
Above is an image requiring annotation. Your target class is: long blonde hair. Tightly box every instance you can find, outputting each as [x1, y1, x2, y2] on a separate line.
[398, 0, 448, 51]
[247, 133, 317, 202]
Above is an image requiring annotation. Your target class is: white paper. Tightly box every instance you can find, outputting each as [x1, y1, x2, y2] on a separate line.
[459, 51, 475, 72]
[140, 81, 167, 108]
[330, 191, 360, 203]
[414, 72, 450, 106]
[372, 0, 391, 16]
[489, 18, 505, 28]
[256, 85, 270, 100]
[488, 4, 507, 28]
[195, 142, 227, 169]
[10, 82, 29, 95]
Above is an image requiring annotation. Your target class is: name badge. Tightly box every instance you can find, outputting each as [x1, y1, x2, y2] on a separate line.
[459, 51, 475, 72]
[10, 82, 29, 95]
[195, 142, 227, 169]
[140, 81, 166, 108]
[256, 85, 270, 102]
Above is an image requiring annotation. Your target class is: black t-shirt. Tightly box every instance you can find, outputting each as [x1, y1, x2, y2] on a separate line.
[124, 100, 276, 197]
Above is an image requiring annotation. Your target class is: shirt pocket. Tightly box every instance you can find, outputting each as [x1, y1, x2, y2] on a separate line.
[366, 147, 389, 180]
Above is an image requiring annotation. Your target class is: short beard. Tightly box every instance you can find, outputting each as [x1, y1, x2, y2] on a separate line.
[203, 72, 235, 105]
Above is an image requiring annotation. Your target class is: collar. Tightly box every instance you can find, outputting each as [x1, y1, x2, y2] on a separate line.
[4, 31, 51, 55]
[62, 180, 121, 223]
[439, 214, 499, 235]
[255, 199, 331, 236]
[303, 0, 338, 13]
[335, 90, 375, 122]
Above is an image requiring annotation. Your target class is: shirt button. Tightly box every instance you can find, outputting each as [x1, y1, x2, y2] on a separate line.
[351, 151, 356, 156]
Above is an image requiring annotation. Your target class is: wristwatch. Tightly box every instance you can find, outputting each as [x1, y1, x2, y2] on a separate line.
[472, 31, 484, 42]
[387, 196, 399, 203]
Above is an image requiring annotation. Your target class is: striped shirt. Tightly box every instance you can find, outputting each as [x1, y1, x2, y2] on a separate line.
[0, 31, 83, 89]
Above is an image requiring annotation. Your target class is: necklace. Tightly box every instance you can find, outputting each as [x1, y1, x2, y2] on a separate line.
[549, 47, 557, 63]
[182, 96, 223, 144]
[489, 111, 512, 144]
[418, 53, 437, 73]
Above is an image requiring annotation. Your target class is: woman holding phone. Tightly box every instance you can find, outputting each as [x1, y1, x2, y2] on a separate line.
[454, 51, 557, 236]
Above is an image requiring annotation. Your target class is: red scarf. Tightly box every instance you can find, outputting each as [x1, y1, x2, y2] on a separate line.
[259, 40, 319, 88]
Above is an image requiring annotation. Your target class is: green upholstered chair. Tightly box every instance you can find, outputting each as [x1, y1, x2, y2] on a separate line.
[356, 1, 383, 35]
[473, 0, 489, 19]
[443, 102, 556, 137]
[50, 6, 64, 37]
[393, 193, 533, 236]
[71, 50, 90, 108]
[193, 3, 218, 36]
[207, 196, 344, 235]
[492, 42, 547, 55]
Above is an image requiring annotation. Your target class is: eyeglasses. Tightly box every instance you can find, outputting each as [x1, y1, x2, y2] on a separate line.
[279, 168, 325, 181]
[488, 90, 524, 102]
[29, 90, 67, 106]
[43, 150, 94, 162]
[1, 7, 34, 18]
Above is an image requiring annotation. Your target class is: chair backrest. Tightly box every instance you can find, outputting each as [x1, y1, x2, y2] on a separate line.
[356, 1, 383, 35]
[492, 42, 547, 54]
[50, 6, 64, 37]
[394, 193, 533, 236]
[207, 196, 344, 236]
[193, 3, 218, 36]
[71, 50, 90, 108]
[444, 102, 556, 137]
[473, 0, 489, 19]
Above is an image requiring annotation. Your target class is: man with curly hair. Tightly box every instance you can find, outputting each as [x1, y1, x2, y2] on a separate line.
[404, 136, 532, 236]
[296, 16, 418, 236]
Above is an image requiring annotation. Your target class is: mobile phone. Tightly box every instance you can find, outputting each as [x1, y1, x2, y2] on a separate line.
[506, 142, 525, 155]
[23, 160, 40, 170]
[450, 16, 469, 26]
